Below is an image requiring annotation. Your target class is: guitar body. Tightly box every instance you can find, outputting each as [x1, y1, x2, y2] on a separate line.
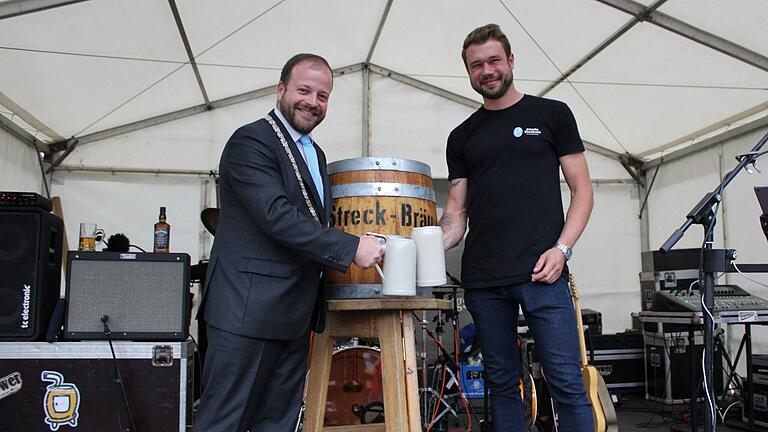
[582, 365, 607, 432]
[518, 335, 538, 428]
[520, 373, 538, 428]
[569, 274, 619, 432]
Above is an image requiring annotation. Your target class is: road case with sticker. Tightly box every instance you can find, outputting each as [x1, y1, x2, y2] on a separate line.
[0, 340, 193, 431]
[743, 354, 768, 427]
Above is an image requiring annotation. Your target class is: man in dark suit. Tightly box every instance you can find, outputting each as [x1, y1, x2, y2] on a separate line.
[195, 53, 384, 432]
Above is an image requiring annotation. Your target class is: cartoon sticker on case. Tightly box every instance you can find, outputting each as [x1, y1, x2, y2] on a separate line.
[41, 371, 80, 431]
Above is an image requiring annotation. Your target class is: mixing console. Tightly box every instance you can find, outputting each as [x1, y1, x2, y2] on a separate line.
[653, 285, 768, 313]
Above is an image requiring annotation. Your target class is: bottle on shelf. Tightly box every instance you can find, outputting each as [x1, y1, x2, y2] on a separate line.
[153, 206, 170, 253]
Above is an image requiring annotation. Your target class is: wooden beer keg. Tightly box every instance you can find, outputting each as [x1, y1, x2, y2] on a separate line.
[327, 157, 438, 298]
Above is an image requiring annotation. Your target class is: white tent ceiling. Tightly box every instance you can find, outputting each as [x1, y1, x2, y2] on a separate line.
[0, 0, 766, 171]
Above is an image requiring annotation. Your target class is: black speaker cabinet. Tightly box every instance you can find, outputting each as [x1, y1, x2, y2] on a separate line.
[65, 251, 190, 341]
[0, 207, 63, 341]
[645, 331, 723, 404]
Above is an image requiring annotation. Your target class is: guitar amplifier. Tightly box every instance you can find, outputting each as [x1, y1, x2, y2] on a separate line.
[64, 252, 190, 341]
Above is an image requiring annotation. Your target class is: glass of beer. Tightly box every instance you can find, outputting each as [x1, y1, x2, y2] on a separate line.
[78, 223, 97, 251]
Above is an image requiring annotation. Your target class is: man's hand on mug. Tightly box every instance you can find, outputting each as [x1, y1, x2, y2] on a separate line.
[354, 235, 385, 269]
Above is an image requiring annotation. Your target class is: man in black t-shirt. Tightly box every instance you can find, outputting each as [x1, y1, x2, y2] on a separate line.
[441, 24, 594, 431]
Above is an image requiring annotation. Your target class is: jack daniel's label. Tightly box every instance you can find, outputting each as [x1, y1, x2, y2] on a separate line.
[154, 228, 169, 249]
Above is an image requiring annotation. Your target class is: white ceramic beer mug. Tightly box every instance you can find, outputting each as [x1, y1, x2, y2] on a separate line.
[411, 226, 447, 287]
[368, 233, 417, 296]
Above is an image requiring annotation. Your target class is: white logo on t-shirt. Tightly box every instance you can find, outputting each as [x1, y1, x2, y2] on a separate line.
[513, 127, 523, 138]
[524, 128, 542, 136]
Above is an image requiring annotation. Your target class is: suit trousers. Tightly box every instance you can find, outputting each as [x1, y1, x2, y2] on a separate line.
[194, 324, 310, 432]
[463, 275, 594, 431]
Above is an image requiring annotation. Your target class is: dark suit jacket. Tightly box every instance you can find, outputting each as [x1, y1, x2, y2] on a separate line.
[200, 110, 359, 340]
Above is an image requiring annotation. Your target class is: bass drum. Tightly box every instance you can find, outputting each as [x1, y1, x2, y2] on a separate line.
[324, 345, 384, 426]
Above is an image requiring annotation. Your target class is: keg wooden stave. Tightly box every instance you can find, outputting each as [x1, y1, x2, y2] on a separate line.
[327, 157, 438, 297]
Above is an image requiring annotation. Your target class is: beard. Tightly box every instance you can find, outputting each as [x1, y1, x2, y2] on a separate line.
[471, 69, 514, 100]
[278, 98, 325, 134]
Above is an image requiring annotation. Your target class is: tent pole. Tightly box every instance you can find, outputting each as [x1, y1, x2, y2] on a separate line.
[362, 65, 371, 157]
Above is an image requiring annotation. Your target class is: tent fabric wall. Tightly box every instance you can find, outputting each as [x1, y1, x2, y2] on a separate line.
[648, 145, 726, 250]
[646, 125, 768, 364]
[722, 127, 768, 367]
[51, 173, 208, 258]
[42, 68, 768, 341]
[50, 171, 213, 341]
[567, 182, 642, 333]
[0, 0, 765, 387]
[60, 73, 363, 171]
[50, 71, 640, 335]
[0, 128, 43, 193]
[39, 75, 768, 347]
[369, 75, 476, 178]
[45, 76, 768, 356]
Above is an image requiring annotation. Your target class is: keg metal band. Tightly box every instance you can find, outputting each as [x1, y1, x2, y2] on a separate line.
[331, 182, 436, 202]
[328, 157, 432, 177]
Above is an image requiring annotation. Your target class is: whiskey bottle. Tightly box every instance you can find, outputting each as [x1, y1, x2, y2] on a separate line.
[153, 206, 170, 253]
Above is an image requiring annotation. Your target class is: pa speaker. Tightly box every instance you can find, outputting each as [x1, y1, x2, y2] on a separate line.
[65, 251, 190, 340]
[0, 207, 63, 341]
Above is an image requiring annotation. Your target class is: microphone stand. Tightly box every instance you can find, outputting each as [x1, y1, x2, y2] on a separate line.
[660, 130, 768, 432]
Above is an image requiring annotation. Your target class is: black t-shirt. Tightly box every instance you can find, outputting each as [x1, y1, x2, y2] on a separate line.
[446, 95, 584, 288]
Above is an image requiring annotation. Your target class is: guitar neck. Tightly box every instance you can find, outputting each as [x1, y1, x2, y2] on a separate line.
[570, 275, 589, 368]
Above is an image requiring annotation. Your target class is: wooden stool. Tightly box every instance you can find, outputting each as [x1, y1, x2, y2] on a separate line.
[303, 298, 452, 432]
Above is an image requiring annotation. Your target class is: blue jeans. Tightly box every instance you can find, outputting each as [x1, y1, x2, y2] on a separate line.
[463, 276, 594, 431]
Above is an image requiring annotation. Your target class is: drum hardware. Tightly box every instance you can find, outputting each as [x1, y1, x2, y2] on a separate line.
[416, 285, 483, 431]
[323, 343, 383, 426]
[358, 401, 385, 424]
[417, 307, 464, 431]
[200, 207, 219, 236]
[190, 260, 209, 283]
[293, 369, 311, 432]
[421, 364, 462, 429]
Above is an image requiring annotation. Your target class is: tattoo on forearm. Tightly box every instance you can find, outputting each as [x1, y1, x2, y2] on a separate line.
[449, 179, 463, 190]
[439, 213, 453, 229]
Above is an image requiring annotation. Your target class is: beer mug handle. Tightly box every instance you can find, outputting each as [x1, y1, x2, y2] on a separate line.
[366, 232, 387, 242]
[375, 263, 385, 280]
[366, 232, 387, 280]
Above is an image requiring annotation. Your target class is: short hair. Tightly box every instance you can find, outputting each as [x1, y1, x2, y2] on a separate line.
[461, 24, 512, 67]
[279, 53, 332, 85]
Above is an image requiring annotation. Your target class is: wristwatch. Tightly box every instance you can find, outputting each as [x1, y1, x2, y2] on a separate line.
[554, 242, 573, 261]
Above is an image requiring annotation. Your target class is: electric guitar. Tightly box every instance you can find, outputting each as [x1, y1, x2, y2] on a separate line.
[518, 335, 538, 429]
[569, 274, 619, 432]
